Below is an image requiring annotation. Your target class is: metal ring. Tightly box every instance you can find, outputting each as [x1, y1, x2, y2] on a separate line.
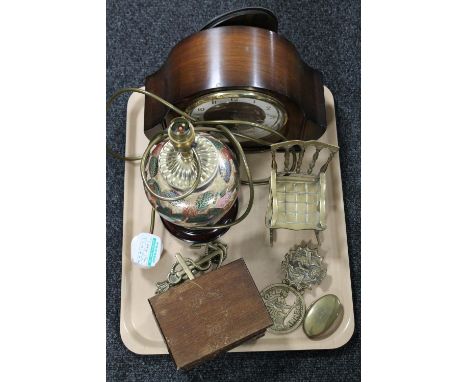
[139, 132, 203, 202]
[187, 125, 255, 230]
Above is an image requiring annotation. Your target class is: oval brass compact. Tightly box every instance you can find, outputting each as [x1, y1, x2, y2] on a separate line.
[144, 12, 327, 150]
[303, 294, 344, 339]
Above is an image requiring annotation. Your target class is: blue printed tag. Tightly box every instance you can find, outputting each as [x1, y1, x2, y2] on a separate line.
[131, 233, 163, 268]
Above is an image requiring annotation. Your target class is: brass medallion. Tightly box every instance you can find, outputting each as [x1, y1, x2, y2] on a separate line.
[281, 241, 327, 291]
[261, 241, 327, 335]
[261, 283, 305, 334]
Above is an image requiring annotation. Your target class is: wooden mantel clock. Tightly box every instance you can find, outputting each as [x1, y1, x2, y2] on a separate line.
[144, 8, 327, 150]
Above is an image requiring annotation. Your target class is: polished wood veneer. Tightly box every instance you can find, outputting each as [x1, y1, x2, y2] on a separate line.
[144, 26, 327, 148]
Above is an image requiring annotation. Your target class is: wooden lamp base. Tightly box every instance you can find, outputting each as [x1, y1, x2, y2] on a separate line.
[160, 199, 239, 243]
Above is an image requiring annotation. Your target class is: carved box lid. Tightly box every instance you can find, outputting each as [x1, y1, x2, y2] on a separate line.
[148, 258, 272, 370]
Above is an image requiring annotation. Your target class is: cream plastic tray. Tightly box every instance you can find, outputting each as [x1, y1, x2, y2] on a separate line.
[119, 87, 354, 354]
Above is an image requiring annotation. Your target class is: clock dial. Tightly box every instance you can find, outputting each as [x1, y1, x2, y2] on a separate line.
[186, 91, 287, 140]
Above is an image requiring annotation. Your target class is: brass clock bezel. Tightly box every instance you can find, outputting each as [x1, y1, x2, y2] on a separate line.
[184, 90, 288, 136]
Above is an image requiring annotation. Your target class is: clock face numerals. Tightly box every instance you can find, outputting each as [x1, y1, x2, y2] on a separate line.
[186, 91, 287, 140]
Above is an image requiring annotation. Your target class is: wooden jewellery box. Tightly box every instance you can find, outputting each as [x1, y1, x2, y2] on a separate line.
[148, 258, 272, 370]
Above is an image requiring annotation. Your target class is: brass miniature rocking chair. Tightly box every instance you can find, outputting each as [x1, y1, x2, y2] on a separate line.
[265, 140, 339, 245]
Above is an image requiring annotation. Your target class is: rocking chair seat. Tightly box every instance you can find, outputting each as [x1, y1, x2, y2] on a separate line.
[264, 139, 338, 245]
[266, 172, 327, 231]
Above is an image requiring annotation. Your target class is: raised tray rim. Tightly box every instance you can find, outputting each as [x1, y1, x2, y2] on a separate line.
[119, 86, 355, 354]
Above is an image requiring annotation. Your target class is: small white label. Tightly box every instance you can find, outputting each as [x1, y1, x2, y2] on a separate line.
[131, 233, 163, 268]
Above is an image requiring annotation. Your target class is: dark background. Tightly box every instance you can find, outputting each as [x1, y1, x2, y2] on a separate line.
[106, 0, 360, 380]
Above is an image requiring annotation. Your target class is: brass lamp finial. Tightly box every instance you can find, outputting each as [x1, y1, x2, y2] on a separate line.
[168, 117, 195, 157]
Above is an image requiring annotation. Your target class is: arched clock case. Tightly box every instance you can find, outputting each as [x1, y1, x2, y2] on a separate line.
[144, 23, 327, 150]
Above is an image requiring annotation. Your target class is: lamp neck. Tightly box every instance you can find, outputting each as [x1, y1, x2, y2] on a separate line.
[168, 117, 195, 158]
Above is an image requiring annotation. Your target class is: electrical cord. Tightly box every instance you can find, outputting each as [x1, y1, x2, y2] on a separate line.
[106, 88, 295, 178]
[188, 124, 254, 230]
[140, 131, 204, 202]
[106, 87, 194, 162]
[106, 146, 141, 162]
[106, 88, 296, 231]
